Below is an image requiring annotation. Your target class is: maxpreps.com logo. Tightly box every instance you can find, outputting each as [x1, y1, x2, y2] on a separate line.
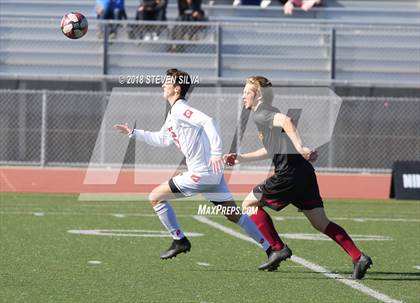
[197, 204, 258, 216]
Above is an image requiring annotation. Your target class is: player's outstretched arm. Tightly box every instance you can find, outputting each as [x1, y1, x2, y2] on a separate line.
[272, 113, 318, 162]
[224, 148, 268, 166]
[113, 123, 172, 147]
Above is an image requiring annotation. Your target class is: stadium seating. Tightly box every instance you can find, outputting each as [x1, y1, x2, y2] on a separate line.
[0, 0, 418, 22]
[0, 0, 418, 85]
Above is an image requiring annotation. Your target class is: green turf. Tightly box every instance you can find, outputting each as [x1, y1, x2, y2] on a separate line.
[1, 193, 419, 303]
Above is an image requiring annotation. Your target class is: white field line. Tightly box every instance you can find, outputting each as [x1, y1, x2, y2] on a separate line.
[196, 262, 211, 267]
[193, 215, 403, 303]
[0, 171, 16, 191]
[0, 211, 418, 223]
[0, 211, 190, 217]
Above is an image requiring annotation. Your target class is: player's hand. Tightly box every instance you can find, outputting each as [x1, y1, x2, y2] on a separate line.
[300, 147, 318, 162]
[223, 153, 242, 166]
[113, 123, 132, 135]
[283, 1, 294, 15]
[301, 0, 320, 11]
[209, 156, 224, 174]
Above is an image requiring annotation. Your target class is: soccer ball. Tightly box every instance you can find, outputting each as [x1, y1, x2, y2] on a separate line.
[60, 12, 88, 39]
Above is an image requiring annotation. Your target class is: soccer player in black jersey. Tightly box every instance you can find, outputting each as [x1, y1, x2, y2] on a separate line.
[224, 76, 372, 278]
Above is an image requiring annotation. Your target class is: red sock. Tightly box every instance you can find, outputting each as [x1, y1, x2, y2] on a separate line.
[324, 222, 362, 262]
[250, 208, 284, 251]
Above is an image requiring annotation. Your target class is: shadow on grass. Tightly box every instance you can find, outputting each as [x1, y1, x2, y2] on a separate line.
[188, 268, 339, 279]
[333, 271, 420, 281]
[189, 268, 420, 281]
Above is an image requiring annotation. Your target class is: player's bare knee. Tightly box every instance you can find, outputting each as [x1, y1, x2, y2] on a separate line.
[148, 192, 162, 206]
[242, 192, 259, 210]
[242, 200, 253, 210]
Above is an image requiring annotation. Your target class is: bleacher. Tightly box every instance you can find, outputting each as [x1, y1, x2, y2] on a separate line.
[0, 0, 419, 85]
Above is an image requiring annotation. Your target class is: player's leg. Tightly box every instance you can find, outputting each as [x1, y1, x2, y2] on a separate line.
[244, 192, 292, 271]
[302, 206, 372, 279]
[205, 177, 290, 271]
[302, 206, 364, 262]
[149, 180, 191, 259]
[215, 200, 271, 252]
[242, 190, 285, 251]
[204, 181, 272, 253]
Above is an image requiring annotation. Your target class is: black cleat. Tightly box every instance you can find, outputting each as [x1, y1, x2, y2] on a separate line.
[258, 245, 293, 271]
[352, 253, 372, 279]
[160, 237, 191, 260]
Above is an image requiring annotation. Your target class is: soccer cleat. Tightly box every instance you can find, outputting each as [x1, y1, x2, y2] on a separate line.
[160, 237, 191, 260]
[258, 245, 293, 271]
[352, 253, 372, 279]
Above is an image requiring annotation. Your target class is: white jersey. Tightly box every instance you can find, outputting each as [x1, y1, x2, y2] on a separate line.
[131, 99, 223, 173]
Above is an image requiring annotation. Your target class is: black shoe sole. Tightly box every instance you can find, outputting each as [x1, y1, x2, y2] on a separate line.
[259, 247, 293, 271]
[160, 247, 191, 260]
[260, 253, 292, 272]
[268, 254, 292, 272]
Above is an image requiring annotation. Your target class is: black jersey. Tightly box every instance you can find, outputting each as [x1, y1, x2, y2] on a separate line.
[252, 103, 311, 175]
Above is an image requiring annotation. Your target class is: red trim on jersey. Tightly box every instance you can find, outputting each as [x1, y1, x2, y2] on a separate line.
[191, 174, 201, 182]
[183, 109, 193, 118]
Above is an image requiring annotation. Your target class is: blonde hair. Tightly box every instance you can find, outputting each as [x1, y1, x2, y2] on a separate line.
[246, 76, 274, 105]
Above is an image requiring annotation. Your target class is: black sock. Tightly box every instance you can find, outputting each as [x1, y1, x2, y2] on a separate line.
[265, 246, 273, 257]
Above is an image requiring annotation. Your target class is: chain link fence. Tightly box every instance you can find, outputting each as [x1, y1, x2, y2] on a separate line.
[1, 89, 419, 173]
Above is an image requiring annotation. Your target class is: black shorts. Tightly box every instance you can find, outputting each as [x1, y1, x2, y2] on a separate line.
[253, 165, 323, 211]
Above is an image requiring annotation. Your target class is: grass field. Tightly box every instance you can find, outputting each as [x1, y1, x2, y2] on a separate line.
[0, 193, 419, 303]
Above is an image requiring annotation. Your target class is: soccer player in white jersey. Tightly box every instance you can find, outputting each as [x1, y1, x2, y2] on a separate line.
[114, 69, 286, 269]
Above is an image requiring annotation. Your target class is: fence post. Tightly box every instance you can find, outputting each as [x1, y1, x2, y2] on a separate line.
[327, 95, 335, 168]
[330, 27, 336, 80]
[216, 23, 222, 78]
[100, 94, 107, 165]
[17, 91, 27, 162]
[102, 22, 109, 76]
[40, 90, 47, 167]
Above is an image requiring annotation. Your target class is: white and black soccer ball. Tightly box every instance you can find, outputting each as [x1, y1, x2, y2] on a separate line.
[60, 12, 88, 39]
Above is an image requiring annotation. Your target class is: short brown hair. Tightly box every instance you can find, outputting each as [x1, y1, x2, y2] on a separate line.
[246, 76, 273, 105]
[166, 68, 191, 98]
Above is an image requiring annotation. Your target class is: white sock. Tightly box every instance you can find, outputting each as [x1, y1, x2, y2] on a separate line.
[238, 214, 270, 251]
[153, 202, 185, 240]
